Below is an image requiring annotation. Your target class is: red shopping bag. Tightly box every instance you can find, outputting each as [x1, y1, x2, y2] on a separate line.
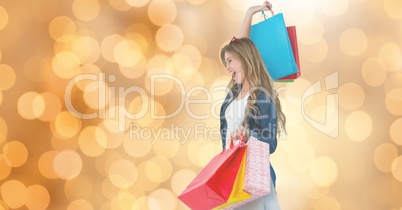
[178, 141, 247, 210]
[277, 26, 301, 81]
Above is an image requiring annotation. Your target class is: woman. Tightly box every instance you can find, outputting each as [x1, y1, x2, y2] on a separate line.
[219, 1, 285, 209]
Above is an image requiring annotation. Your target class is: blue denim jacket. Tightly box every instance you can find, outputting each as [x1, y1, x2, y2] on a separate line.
[219, 84, 278, 187]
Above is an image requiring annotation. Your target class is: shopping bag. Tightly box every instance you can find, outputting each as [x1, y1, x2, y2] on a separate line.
[212, 149, 251, 209]
[250, 13, 299, 80]
[178, 141, 247, 210]
[224, 135, 271, 210]
[277, 26, 301, 81]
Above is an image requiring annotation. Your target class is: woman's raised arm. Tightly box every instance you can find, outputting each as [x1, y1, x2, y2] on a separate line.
[238, 1, 272, 38]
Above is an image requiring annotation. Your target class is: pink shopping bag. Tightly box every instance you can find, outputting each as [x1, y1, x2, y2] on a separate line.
[224, 135, 271, 209]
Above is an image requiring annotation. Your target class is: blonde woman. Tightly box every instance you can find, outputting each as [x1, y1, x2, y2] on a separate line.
[219, 1, 285, 209]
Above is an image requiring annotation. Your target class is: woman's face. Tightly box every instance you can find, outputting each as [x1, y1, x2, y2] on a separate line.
[224, 52, 245, 84]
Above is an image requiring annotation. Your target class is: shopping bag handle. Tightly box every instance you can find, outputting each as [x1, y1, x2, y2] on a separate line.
[261, 4, 274, 19]
[228, 134, 247, 149]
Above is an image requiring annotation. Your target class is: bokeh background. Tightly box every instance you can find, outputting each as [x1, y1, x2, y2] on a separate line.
[0, 0, 401, 209]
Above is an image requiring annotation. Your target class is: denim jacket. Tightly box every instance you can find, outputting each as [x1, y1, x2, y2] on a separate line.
[219, 84, 278, 187]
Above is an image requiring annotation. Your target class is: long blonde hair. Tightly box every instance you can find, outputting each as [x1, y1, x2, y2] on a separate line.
[220, 37, 286, 133]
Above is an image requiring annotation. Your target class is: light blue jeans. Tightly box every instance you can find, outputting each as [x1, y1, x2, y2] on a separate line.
[235, 179, 280, 210]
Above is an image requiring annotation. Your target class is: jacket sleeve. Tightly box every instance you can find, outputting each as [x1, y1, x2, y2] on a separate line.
[246, 91, 278, 154]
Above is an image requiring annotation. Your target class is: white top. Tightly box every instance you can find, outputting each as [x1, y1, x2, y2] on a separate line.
[224, 92, 250, 149]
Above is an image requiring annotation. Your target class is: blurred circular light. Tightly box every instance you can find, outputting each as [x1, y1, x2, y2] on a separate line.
[339, 28, 367, 56]
[0, 64, 16, 91]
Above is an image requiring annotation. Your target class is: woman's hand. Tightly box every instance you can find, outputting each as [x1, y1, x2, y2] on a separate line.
[230, 125, 249, 143]
[246, 1, 272, 16]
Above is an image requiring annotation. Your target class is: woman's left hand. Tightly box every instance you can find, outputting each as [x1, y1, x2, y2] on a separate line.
[231, 125, 248, 142]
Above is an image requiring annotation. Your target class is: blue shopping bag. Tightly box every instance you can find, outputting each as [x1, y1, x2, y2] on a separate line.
[250, 13, 298, 80]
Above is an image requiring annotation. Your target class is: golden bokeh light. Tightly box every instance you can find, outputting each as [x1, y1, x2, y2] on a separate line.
[25, 185, 50, 210]
[101, 178, 120, 201]
[108, 159, 138, 188]
[67, 199, 94, 210]
[148, 0, 177, 26]
[309, 156, 338, 187]
[38, 151, 59, 179]
[152, 138, 180, 159]
[64, 175, 92, 201]
[83, 80, 110, 110]
[118, 55, 147, 79]
[0, 180, 27, 209]
[338, 82, 365, 110]
[78, 126, 107, 157]
[385, 88, 402, 116]
[384, 73, 402, 93]
[361, 57, 387, 86]
[48, 16, 76, 42]
[53, 150, 83, 180]
[391, 156, 402, 182]
[71, 36, 101, 64]
[136, 161, 160, 191]
[378, 42, 402, 73]
[319, 0, 349, 16]
[170, 169, 197, 196]
[17, 92, 45, 120]
[1, 0, 402, 209]
[145, 156, 173, 183]
[0, 64, 16, 91]
[0, 154, 11, 180]
[125, 0, 150, 7]
[114, 39, 142, 67]
[95, 150, 122, 177]
[97, 122, 124, 149]
[52, 51, 81, 79]
[187, 139, 206, 167]
[148, 188, 177, 210]
[187, 0, 207, 5]
[101, 34, 125, 63]
[110, 192, 137, 209]
[109, 0, 131, 11]
[72, 0, 100, 21]
[0, 117, 7, 145]
[2, 141, 28, 168]
[123, 133, 153, 157]
[339, 28, 367, 56]
[297, 17, 324, 45]
[0, 6, 8, 30]
[390, 118, 402, 145]
[345, 111, 372, 141]
[171, 144, 193, 168]
[52, 111, 82, 139]
[373, 143, 398, 172]
[173, 47, 199, 76]
[197, 142, 221, 167]
[155, 24, 184, 52]
[384, 0, 402, 19]
[37, 92, 62, 122]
